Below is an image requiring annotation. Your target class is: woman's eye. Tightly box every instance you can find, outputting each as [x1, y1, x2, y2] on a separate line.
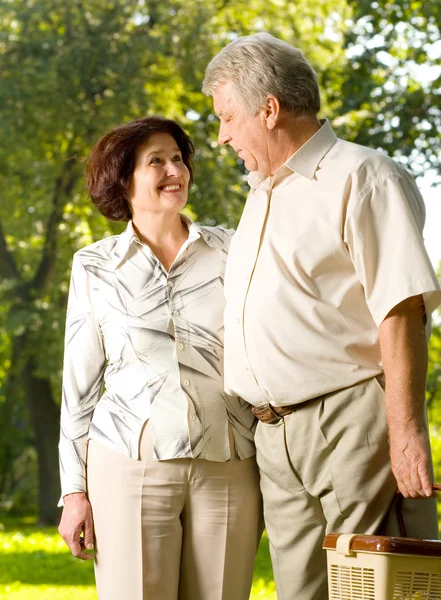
[150, 157, 161, 164]
[173, 155, 183, 162]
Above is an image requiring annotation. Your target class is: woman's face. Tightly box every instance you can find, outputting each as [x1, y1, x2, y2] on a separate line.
[129, 132, 190, 218]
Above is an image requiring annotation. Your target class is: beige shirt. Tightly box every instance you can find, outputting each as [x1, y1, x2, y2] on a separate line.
[224, 120, 441, 407]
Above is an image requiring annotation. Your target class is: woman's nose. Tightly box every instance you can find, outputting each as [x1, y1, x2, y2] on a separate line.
[165, 161, 181, 176]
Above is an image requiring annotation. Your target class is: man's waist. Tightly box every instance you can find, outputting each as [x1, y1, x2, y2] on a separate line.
[252, 397, 322, 424]
[252, 374, 385, 425]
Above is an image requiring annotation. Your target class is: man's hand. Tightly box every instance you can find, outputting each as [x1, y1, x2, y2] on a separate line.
[389, 427, 432, 498]
[58, 492, 95, 560]
[379, 294, 433, 500]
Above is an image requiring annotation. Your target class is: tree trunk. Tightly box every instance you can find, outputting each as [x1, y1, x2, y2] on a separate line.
[0, 334, 31, 513]
[22, 355, 61, 525]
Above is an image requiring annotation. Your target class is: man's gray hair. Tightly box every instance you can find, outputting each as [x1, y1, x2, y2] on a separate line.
[203, 32, 320, 117]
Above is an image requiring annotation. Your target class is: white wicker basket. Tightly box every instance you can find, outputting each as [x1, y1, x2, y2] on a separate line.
[323, 532, 441, 600]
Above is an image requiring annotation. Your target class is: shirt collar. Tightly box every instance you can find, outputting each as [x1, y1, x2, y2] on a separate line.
[247, 119, 337, 189]
[247, 170, 267, 190]
[181, 213, 226, 255]
[285, 119, 337, 179]
[110, 215, 222, 269]
[110, 221, 138, 269]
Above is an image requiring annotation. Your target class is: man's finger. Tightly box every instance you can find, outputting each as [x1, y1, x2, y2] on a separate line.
[397, 479, 410, 498]
[417, 462, 432, 497]
[392, 463, 410, 497]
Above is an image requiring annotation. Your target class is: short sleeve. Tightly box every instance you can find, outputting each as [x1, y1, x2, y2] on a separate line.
[344, 170, 441, 326]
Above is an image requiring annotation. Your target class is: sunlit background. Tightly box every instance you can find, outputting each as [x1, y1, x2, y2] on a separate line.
[0, 1, 440, 598]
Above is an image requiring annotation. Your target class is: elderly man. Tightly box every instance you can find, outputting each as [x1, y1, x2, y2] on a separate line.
[203, 33, 441, 599]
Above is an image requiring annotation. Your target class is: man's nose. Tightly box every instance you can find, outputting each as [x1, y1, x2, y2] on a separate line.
[217, 122, 231, 145]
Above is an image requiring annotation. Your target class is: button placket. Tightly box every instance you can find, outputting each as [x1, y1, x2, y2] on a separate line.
[168, 276, 182, 318]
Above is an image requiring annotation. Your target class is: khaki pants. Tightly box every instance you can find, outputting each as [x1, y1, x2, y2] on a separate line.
[87, 421, 263, 600]
[255, 377, 438, 600]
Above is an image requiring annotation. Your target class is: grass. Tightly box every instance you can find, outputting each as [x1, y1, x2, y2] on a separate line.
[0, 517, 276, 599]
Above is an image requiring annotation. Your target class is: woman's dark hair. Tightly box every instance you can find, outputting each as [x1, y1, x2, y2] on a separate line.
[86, 116, 195, 221]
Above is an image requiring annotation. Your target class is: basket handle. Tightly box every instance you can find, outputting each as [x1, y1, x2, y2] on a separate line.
[395, 483, 440, 538]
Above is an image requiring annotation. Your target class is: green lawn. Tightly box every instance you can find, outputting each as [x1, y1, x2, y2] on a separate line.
[0, 518, 276, 599]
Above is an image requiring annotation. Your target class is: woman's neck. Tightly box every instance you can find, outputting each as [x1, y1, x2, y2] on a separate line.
[132, 212, 189, 271]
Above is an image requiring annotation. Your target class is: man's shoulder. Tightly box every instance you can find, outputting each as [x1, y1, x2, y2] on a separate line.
[330, 138, 408, 183]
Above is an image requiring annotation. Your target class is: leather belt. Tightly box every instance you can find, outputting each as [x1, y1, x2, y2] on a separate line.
[252, 375, 386, 425]
[251, 396, 322, 425]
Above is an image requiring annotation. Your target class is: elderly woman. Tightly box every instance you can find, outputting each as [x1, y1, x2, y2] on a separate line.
[57, 116, 262, 600]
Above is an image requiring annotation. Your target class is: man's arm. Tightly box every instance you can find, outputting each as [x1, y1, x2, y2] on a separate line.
[379, 293, 433, 499]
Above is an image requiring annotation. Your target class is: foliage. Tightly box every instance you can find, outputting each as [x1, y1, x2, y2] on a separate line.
[0, 521, 275, 599]
[0, 0, 440, 524]
[428, 318, 441, 498]
[0, 0, 351, 521]
[427, 321, 441, 419]
[339, 0, 441, 180]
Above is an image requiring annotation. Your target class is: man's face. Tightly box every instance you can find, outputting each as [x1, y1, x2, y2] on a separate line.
[213, 81, 270, 174]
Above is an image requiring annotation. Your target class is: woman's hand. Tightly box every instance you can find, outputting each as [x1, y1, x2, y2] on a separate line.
[58, 492, 95, 560]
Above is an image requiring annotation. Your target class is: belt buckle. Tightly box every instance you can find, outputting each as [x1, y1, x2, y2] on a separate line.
[252, 404, 282, 425]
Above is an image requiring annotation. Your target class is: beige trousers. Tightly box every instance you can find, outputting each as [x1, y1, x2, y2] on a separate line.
[255, 376, 438, 600]
[87, 421, 263, 600]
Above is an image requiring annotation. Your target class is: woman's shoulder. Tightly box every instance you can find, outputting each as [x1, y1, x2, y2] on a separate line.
[200, 225, 236, 250]
[73, 233, 121, 265]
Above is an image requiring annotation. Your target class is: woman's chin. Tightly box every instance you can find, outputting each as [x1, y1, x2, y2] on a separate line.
[159, 192, 187, 206]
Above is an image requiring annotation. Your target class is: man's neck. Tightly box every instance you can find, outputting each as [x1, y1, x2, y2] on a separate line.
[267, 115, 322, 177]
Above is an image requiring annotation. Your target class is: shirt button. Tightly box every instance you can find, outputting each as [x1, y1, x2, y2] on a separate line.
[178, 343, 184, 351]
[168, 281, 174, 288]
[184, 379, 190, 386]
[172, 309, 180, 317]
[236, 318, 241, 324]
[190, 414, 197, 422]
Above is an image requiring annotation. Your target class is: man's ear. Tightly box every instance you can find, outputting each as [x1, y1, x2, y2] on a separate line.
[264, 95, 281, 130]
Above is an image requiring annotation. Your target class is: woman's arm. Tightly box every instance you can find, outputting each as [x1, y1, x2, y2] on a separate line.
[58, 492, 94, 560]
[58, 253, 106, 558]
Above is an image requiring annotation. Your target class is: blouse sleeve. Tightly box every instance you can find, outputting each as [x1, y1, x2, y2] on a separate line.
[58, 253, 105, 505]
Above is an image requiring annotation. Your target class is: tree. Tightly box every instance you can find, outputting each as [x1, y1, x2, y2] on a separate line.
[338, 0, 441, 180]
[0, 0, 350, 523]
